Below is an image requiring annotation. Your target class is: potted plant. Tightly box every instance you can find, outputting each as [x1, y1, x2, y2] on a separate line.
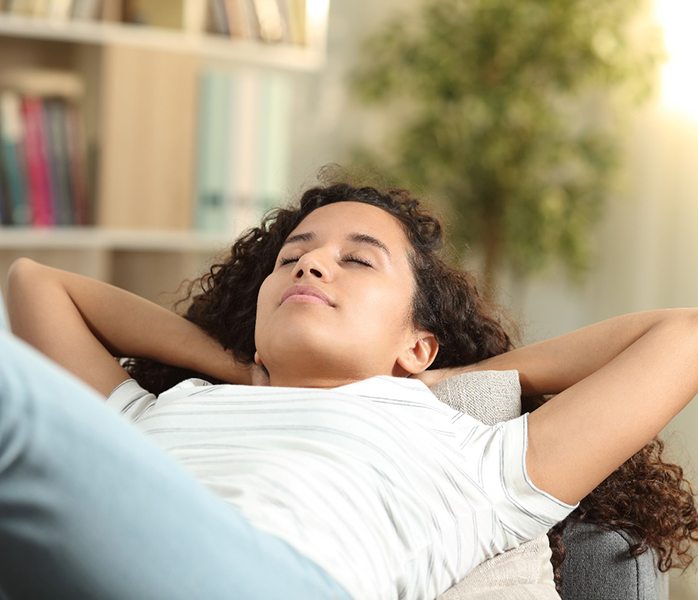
[350, 0, 663, 295]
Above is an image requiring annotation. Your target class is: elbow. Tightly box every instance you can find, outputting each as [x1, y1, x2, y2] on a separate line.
[5, 258, 47, 330]
[6, 258, 42, 298]
[659, 308, 698, 352]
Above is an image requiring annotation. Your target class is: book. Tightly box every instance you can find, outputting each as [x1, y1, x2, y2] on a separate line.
[183, 0, 207, 33]
[0, 91, 29, 225]
[122, 0, 184, 29]
[0, 68, 84, 100]
[21, 96, 55, 226]
[255, 72, 290, 213]
[283, 0, 305, 45]
[46, 0, 74, 19]
[0, 150, 11, 225]
[209, 0, 229, 35]
[44, 98, 73, 225]
[194, 69, 231, 233]
[251, 0, 285, 43]
[5, 0, 36, 15]
[71, 0, 102, 20]
[64, 101, 90, 224]
[224, 0, 255, 39]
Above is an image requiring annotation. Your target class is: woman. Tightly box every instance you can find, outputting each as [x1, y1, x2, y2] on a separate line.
[1, 181, 696, 599]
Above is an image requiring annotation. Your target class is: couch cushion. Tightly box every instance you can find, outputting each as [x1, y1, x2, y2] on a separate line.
[430, 370, 560, 599]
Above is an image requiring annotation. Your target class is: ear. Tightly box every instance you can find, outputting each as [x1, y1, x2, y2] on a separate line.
[395, 331, 439, 376]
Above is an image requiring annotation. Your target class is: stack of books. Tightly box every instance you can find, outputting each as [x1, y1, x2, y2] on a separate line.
[0, 70, 90, 227]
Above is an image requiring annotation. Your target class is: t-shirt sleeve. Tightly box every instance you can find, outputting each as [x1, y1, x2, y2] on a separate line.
[105, 378, 157, 422]
[479, 413, 578, 544]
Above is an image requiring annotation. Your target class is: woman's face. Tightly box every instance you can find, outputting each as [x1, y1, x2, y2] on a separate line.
[255, 201, 436, 387]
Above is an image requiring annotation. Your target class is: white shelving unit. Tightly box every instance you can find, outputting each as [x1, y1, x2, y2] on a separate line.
[0, 227, 232, 251]
[0, 2, 329, 305]
[0, 9, 328, 71]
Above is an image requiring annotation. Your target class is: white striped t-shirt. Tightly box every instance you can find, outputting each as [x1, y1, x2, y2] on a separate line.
[106, 375, 575, 600]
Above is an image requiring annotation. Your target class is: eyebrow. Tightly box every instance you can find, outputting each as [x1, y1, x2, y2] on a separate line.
[282, 231, 392, 259]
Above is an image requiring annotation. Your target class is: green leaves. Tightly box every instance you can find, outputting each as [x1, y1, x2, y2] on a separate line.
[349, 0, 662, 283]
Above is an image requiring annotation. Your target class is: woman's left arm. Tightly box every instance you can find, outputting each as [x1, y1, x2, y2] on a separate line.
[523, 309, 698, 506]
[420, 309, 689, 395]
[417, 308, 698, 505]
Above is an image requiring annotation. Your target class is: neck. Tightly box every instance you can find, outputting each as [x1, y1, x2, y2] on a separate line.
[267, 372, 360, 388]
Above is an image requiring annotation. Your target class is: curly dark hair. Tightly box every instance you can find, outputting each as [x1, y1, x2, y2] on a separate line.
[124, 180, 512, 391]
[124, 179, 698, 591]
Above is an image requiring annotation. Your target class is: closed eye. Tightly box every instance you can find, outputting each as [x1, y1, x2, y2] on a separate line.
[277, 254, 374, 268]
[342, 254, 374, 268]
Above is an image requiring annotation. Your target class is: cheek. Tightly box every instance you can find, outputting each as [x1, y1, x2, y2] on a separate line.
[255, 276, 276, 327]
[359, 284, 411, 329]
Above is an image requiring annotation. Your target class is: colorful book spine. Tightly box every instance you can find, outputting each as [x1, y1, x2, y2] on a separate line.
[0, 91, 29, 225]
[21, 96, 55, 226]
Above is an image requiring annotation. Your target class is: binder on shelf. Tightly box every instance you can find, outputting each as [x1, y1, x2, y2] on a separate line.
[195, 68, 231, 233]
[255, 71, 290, 214]
[193, 68, 292, 236]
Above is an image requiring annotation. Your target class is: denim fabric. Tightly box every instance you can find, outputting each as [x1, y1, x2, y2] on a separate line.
[0, 331, 350, 600]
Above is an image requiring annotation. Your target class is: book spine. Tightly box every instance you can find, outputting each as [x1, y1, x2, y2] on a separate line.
[64, 101, 90, 224]
[44, 98, 73, 225]
[195, 69, 231, 233]
[0, 91, 29, 225]
[183, 0, 207, 33]
[257, 72, 290, 213]
[210, 0, 230, 35]
[21, 96, 55, 226]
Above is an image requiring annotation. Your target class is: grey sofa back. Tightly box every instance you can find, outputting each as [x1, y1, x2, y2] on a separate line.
[561, 522, 668, 600]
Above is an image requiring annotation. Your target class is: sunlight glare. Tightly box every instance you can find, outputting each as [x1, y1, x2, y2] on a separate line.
[655, 0, 698, 119]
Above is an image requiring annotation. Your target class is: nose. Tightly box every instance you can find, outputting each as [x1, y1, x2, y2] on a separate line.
[293, 252, 328, 280]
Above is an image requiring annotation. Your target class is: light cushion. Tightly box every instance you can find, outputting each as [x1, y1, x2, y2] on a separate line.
[430, 370, 560, 600]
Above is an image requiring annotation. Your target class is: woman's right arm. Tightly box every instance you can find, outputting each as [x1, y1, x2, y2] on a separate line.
[5, 258, 253, 397]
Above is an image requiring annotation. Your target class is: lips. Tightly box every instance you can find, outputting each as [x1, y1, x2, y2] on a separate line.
[281, 285, 334, 306]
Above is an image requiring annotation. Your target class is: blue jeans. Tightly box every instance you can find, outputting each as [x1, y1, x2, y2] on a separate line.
[0, 332, 350, 600]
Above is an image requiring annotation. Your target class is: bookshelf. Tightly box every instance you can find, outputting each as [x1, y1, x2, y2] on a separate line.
[0, 0, 330, 306]
[0, 10, 327, 71]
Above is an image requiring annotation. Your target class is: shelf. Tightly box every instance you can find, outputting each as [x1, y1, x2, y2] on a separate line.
[0, 12, 326, 71]
[0, 227, 235, 252]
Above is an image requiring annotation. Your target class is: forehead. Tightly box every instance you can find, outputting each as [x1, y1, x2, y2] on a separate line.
[289, 201, 409, 248]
